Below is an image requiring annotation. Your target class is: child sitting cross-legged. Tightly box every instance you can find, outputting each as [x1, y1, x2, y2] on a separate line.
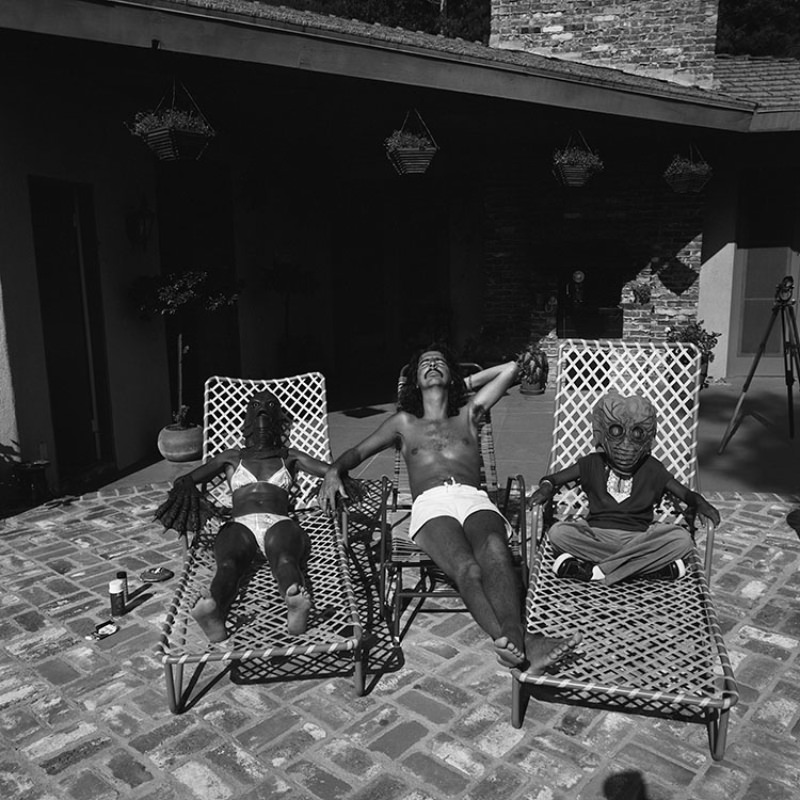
[528, 390, 720, 585]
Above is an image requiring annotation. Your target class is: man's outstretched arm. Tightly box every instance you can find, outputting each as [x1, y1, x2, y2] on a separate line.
[319, 415, 401, 512]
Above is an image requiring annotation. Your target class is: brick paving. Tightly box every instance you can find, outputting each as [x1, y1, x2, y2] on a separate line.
[1, 480, 799, 800]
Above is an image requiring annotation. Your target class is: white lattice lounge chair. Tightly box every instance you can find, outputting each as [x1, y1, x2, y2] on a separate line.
[512, 340, 739, 760]
[157, 373, 367, 712]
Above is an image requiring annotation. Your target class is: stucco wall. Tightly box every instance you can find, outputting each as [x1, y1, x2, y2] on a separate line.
[0, 283, 20, 504]
[0, 70, 170, 489]
[698, 163, 739, 381]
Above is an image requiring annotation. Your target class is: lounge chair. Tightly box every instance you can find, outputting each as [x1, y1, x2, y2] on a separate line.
[379, 363, 527, 638]
[511, 339, 739, 760]
[157, 372, 367, 713]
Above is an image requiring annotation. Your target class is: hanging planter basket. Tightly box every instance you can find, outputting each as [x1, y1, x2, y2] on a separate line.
[384, 109, 439, 176]
[663, 146, 712, 194]
[553, 132, 604, 188]
[128, 78, 215, 162]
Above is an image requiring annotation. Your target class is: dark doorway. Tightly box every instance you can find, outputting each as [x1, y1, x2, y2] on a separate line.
[556, 246, 625, 339]
[28, 177, 114, 489]
[155, 161, 240, 421]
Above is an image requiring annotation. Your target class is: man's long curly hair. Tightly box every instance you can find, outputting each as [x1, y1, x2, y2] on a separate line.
[398, 343, 468, 418]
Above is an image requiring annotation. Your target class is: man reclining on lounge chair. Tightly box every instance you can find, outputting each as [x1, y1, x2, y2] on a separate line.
[319, 343, 581, 672]
[529, 390, 720, 585]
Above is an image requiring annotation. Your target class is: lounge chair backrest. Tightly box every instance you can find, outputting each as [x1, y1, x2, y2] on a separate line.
[549, 339, 702, 521]
[203, 372, 331, 510]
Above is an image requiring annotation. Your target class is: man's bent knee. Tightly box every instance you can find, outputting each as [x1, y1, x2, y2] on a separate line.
[453, 558, 483, 588]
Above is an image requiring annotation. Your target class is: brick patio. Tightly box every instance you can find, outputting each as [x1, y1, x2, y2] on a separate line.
[2, 379, 799, 799]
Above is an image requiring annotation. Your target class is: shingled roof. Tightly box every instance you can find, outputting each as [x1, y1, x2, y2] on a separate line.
[715, 54, 800, 108]
[172, 0, 747, 107]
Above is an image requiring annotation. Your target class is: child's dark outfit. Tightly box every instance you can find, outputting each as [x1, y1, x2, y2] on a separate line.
[535, 390, 719, 586]
[547, 452, 693, 585]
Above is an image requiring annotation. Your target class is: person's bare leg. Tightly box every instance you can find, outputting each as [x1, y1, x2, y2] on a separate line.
[462, 511, 583, 671]
[464, 511, 526, 666]
[414, 517, 525, 665]
[193, 521, 257, 642]
[264, 519, 312, 635]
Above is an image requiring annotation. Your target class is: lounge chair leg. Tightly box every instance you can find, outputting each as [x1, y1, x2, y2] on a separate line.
[353, 647, 366, 697]
[707, 707, 730, 761]
[511, 677, 524, 729]
[165, 662, 184, 714]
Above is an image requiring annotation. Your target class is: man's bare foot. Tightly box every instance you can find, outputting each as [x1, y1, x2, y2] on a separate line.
[286, 583, 311, 635]
[191, 597, 229, 643]
[524, 631, 583, 675]
[494, 635, 525, 667]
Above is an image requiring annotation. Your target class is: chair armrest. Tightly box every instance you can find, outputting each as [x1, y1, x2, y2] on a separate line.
[701, 518, 716, 582]
[503, 474, 528, 587]
[528, 502, 543, 578]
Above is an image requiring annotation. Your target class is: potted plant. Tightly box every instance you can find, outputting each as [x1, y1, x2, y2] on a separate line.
[663, 150, 712, 194]
[553, 133, 604, 187]
[517, 343, 550, 395]
[384, 109, 439, 175]
[132, 270, 238, 461]
[627, 280, 652, 306]
[666, 319, 721, 388]
[128, 79, 215, 162]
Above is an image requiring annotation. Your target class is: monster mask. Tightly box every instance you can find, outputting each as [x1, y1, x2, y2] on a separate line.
[592, 391, 657, 476]
[242, 390, 285, 449]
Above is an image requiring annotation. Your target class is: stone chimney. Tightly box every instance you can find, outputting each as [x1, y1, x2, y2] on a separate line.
[490, 1, 720, 88]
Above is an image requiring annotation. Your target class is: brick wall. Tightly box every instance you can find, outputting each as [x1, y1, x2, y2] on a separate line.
[491, 0, 720, 88]
[478, 160, 705, 362]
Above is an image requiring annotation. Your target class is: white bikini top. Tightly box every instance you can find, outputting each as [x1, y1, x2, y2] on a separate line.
[229, 458, 293, 493]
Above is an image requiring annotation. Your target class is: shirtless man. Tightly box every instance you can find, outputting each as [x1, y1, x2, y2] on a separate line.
[319, 344, 581, 672]
[156, 390, 329, 641]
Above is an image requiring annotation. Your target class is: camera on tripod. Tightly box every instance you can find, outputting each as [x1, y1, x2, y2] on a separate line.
[776, 275, 794, 304]
[720, 272, 800, 452]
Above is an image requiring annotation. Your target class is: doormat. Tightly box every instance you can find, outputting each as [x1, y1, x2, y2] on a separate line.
[342, 406, 387, 418]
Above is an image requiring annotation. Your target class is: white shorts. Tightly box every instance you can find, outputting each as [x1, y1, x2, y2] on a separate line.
[234, 512, 292, 557]
[409, 480, 511, 540]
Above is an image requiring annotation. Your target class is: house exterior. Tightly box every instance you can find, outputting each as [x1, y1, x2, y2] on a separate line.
[1, 0, 799, 503]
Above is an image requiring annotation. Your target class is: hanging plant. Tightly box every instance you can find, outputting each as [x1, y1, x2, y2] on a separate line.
[384, 109, 439, 175]
[663, 146, 712, 193]
[553, 132, 604, 187]
[128, 78, 216, 162]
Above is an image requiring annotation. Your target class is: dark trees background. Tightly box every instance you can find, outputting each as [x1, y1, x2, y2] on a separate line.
[253, 1, 800, 56]
[718, 0, 800, 57]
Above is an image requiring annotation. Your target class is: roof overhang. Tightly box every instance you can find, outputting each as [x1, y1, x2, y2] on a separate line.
[0, 0, 782, 133]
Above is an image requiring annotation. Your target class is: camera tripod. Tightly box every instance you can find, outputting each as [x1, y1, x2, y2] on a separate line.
[718, 275, 800, 454]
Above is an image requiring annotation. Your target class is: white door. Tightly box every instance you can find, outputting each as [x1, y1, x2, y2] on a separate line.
[728, 246, 800, 377]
